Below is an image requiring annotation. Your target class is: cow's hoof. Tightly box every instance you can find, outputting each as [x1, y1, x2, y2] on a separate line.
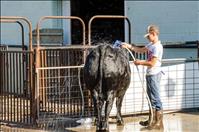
[117, 120, 124, 126]
[96, 128, 109, 132]
[96, 125, 109, 132]
[96, 126, 109, 132]
[96, 129, 109, 132]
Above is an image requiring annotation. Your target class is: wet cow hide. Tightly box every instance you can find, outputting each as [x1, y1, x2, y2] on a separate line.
[83, 44, 131, 131]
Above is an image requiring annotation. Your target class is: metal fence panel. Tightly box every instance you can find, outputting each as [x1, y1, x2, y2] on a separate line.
[36, 66, 86, 120]
[0, 50, 34, 124]
[35, 47, 94, 123]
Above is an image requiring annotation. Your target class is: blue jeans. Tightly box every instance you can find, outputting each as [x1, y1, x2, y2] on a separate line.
[146, 72, 163, 111]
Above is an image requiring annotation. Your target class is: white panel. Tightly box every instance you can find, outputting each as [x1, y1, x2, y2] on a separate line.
[161, 80, 168, 85]
[185, 71, 194, 78]
[176, 79, 185, 85]
[169, 65, 177, 71]
[177, 71, 185, 79]
[185, 79, 194, 84]
[194, 70, 199, 78]
[194, 78, 199, 84]
[119, 61, 198, 114]
[185, 63, 194, 70]
[177, 63, 185, 70]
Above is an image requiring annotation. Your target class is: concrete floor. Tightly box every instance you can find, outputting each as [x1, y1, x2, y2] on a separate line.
[1, 111, 199, 132]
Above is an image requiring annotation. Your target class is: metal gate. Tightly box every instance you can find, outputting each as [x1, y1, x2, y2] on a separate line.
[0, 17, 35, 125]
[34, 16, 96, 123]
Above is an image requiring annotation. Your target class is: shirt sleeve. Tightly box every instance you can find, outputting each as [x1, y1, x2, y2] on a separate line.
[152, 44, 163, 60]
[152, 47, 159, 58]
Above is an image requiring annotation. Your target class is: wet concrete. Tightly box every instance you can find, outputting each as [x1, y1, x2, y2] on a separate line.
[1, 111, 199, 132]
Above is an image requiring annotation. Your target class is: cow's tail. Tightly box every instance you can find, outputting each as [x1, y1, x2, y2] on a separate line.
[97, 45, 107, 121]
[98, 45, 106, 100]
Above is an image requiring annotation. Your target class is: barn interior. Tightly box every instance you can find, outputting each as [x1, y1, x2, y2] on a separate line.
[71, 0, 124, 44]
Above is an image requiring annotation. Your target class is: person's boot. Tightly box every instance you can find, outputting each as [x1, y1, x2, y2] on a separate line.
[148, 110, 164, 130]
[139, 108, 156, 126]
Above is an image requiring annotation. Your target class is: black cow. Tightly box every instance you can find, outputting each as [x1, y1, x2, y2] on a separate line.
[83, 44, 131, 131]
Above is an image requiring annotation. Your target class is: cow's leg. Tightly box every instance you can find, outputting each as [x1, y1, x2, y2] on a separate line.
[116, 93, 125, 125]
[91, 89, 99, 124]
[101, 91, 115, 131]
[92, 89, 104, 130]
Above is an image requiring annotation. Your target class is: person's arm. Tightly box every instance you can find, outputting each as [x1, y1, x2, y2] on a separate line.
[134, 56, 158, 67]
[121, 42, 147, 53]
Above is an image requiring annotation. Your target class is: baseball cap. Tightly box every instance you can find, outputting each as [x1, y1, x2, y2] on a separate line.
[144, 25, 159, 38]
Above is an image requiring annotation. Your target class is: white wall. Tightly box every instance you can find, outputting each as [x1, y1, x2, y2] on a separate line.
[125, 1, 199, 44]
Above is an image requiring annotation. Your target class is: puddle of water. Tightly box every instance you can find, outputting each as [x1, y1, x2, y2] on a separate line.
[1, 112, 199, 132]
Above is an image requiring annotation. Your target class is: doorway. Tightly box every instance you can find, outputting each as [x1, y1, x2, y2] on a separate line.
[71, 0, 124, 45]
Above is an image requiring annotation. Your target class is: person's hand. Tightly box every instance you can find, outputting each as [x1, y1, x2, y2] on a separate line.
[134, 60, 142, 65]
[121, 42, 131, 49]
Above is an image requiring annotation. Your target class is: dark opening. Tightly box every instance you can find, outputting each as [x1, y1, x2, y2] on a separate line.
[71, 0, 124, 45]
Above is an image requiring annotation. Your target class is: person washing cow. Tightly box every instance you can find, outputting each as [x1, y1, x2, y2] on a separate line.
[121, 24, 164, 130]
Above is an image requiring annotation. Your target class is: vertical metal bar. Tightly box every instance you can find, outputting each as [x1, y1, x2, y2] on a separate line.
[53, 58, 56, 114]
[26, 53, 29, 123]
[68, 50, 71, 116]
[0, 51, 3, 121]
[4, 52, 7, 121]
[26, 51, 30, 123]
[41, 50, 44, 112]
[24, 52, 28, 123]
[11, 52, 14, 122]
[8, 52, 11, 122]
[4, 52, 6, 120]
[36, 69, 40, 120]
[54, 50, 57, 114]
[41, 50, 45, 112]
[40, 50, 43, 112]
[65, 50, 67, 114]
[19, 52, 22, 123]
[56, 50, 61, 115]
[16, 52, 19, 122]
[51, 50, 53, 114]
[0, 52, 2, 121]
[47, 50, 50, 114]
[62, 51, 65, 116]
[13, 52, 16, 122]
[45, 50, 48, 113]
[22, 52, 26, 123]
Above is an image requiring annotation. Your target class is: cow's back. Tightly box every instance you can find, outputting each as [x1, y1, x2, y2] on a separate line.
[84, 44, 131, 96]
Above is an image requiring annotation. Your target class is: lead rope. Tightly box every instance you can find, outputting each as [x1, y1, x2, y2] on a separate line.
[124, 47, 153, 126]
